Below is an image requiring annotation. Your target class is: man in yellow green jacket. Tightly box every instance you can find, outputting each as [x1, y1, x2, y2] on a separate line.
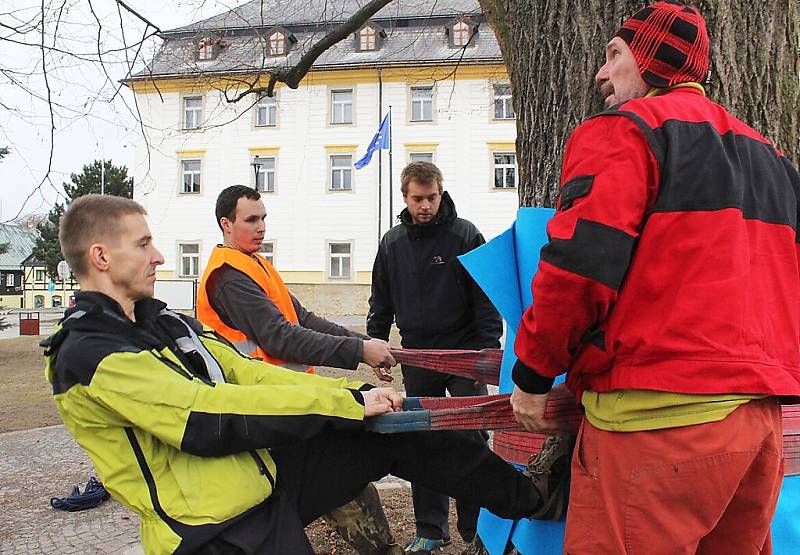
[44, 194, 547, 555]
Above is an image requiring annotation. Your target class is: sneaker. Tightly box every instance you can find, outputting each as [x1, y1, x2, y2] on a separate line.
[523, 433, 577, 521]
[404, 536, 451, 554]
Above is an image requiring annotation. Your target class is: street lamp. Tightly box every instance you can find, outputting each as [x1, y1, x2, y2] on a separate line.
[250, 155, 263, 190]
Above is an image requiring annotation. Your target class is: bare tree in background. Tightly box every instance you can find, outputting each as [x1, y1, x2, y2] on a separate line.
[0, 0, 161, 221]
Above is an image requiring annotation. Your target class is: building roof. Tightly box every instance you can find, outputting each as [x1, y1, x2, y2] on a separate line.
[0, 224, 37, 272]
[165, 0, 482, 34]
[130, 0, 501, 81]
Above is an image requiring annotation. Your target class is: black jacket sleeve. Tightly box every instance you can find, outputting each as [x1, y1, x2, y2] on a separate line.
[366, 239, 394, 341]
[208, 267, 363, 369]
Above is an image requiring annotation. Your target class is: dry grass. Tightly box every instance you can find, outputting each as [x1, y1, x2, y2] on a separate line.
[0, 336, 61, 433]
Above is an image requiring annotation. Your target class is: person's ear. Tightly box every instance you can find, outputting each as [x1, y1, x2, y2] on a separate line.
[88, 243, 110, 272]
[220, 217, 233, 234]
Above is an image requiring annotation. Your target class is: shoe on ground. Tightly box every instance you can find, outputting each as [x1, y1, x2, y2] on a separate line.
[404, 536, 451, 554]
[523, 433, 577, 521]
[460, 535, 489, 555]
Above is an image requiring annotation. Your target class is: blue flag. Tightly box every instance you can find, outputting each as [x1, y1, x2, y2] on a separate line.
[354, 113, 390, 169]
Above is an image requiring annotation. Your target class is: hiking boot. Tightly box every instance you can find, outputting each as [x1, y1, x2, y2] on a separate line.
[325, 483, 400, 555]
[404, 536, 451, 554]
[460, 535, 489, 555]
[523, 433, 577, 521]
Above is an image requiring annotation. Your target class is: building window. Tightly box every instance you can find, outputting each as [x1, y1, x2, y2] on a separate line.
[359, 26, 377, 51]
[34, 295, 44, 308]
[179, 243, 200, 277]
[260, 242, 275, 265]
[328, 242, 352, 279]
[197, 38, 214, 61]
[255, 157, 276, 193]
[330, 155, 353, 190]
[410, 86, 433, 122]
[256, 95, 277, 127]
[268, 31, 286, 55]
[493, 153, 518, 189]
[494, 84, 515, 119]
[331, 90, 353, 124]
[5, 274, 13, 287]
[409, 152, 434, 163]
[181, 160, 202, 194]
[35, 269, 46, 282]
[183, 96, 202, 130]
[52, 295, 62, 308]
[452, 21, 472, 47]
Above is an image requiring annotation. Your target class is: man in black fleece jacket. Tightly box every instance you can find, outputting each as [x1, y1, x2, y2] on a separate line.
[368, 162, 503, 553]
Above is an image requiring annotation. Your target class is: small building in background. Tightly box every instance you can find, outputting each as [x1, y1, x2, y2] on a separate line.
[21, 255, 79, 310]
[0, 224, 38, 309]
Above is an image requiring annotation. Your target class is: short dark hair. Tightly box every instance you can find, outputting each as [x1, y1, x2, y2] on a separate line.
[400, 162, 443, 195]
[215, 185, 261, 230]
[59, 195, 147, 278]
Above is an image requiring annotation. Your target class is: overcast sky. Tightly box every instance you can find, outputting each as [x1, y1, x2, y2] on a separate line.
[0, 0, 249, 222]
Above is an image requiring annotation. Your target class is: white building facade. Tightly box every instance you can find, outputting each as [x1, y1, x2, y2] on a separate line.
[127, 1, 520, 313]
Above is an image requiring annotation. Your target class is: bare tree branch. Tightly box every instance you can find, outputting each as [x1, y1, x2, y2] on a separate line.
[115, 0, 162, 34]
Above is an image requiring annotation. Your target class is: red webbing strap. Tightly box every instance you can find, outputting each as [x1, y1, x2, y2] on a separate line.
[493, 431, 547, 466]
[390, 348, 502, 385]
[783, 405, 800, 476]
[492, 404, 800, 475]
[418, 385, 583, 434]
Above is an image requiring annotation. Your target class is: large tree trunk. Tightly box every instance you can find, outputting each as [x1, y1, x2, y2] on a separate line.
[480, 0, 799, 208]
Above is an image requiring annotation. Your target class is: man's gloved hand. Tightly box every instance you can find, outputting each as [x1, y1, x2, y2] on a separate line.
[362, 387, 403, 417]
[362, 338, 396, 371]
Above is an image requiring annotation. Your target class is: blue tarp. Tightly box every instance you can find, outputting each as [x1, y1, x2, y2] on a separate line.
[459, 207, 798, 554]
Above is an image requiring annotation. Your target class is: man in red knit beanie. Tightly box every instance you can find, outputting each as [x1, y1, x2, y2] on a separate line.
[511, 1, 800, 553]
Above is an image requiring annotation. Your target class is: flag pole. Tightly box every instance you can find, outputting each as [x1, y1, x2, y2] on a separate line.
[377, 69, 383, 246]
[388, 105, 393, 228]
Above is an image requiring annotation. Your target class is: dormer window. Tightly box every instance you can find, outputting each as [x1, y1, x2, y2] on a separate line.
[448, 18, 476, 48]
[269, 31, 286, 55]
[354, 21, 385, 52]
[265, 27, 295, 56]
[198, 38, 214, 60]
[453, 22, 470, 46]
[196, 36, 226, 61]
[359, 26, 376, 51]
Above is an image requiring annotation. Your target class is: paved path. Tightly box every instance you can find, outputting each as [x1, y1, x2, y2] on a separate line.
[0, 426, 141, 554]
[0, 425, 408, 554]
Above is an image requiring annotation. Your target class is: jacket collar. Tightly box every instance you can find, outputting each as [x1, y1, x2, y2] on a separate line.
[70, 291, 167, 326]
[398, 190, 457, 232]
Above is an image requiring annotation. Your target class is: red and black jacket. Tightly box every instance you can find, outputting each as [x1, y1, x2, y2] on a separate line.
[513, 87, 800, 398]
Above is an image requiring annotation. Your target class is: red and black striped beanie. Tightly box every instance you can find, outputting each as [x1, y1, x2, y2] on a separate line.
[616, 1, 710, 88]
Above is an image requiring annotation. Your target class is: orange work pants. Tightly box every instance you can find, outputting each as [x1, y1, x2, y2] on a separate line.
[564, 397, 784, 555]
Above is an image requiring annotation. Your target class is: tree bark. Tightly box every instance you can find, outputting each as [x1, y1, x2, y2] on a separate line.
[480, 0, 799, 208]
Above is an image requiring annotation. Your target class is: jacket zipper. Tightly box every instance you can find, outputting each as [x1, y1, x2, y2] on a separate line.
[249, 451, 275, 489]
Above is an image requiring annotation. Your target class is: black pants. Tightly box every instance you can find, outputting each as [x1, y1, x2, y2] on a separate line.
[402, 364, 490, 542]
[199, 428, 539, 554]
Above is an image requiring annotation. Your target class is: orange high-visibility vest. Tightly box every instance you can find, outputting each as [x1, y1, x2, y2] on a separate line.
[197, 245, 313, 373]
